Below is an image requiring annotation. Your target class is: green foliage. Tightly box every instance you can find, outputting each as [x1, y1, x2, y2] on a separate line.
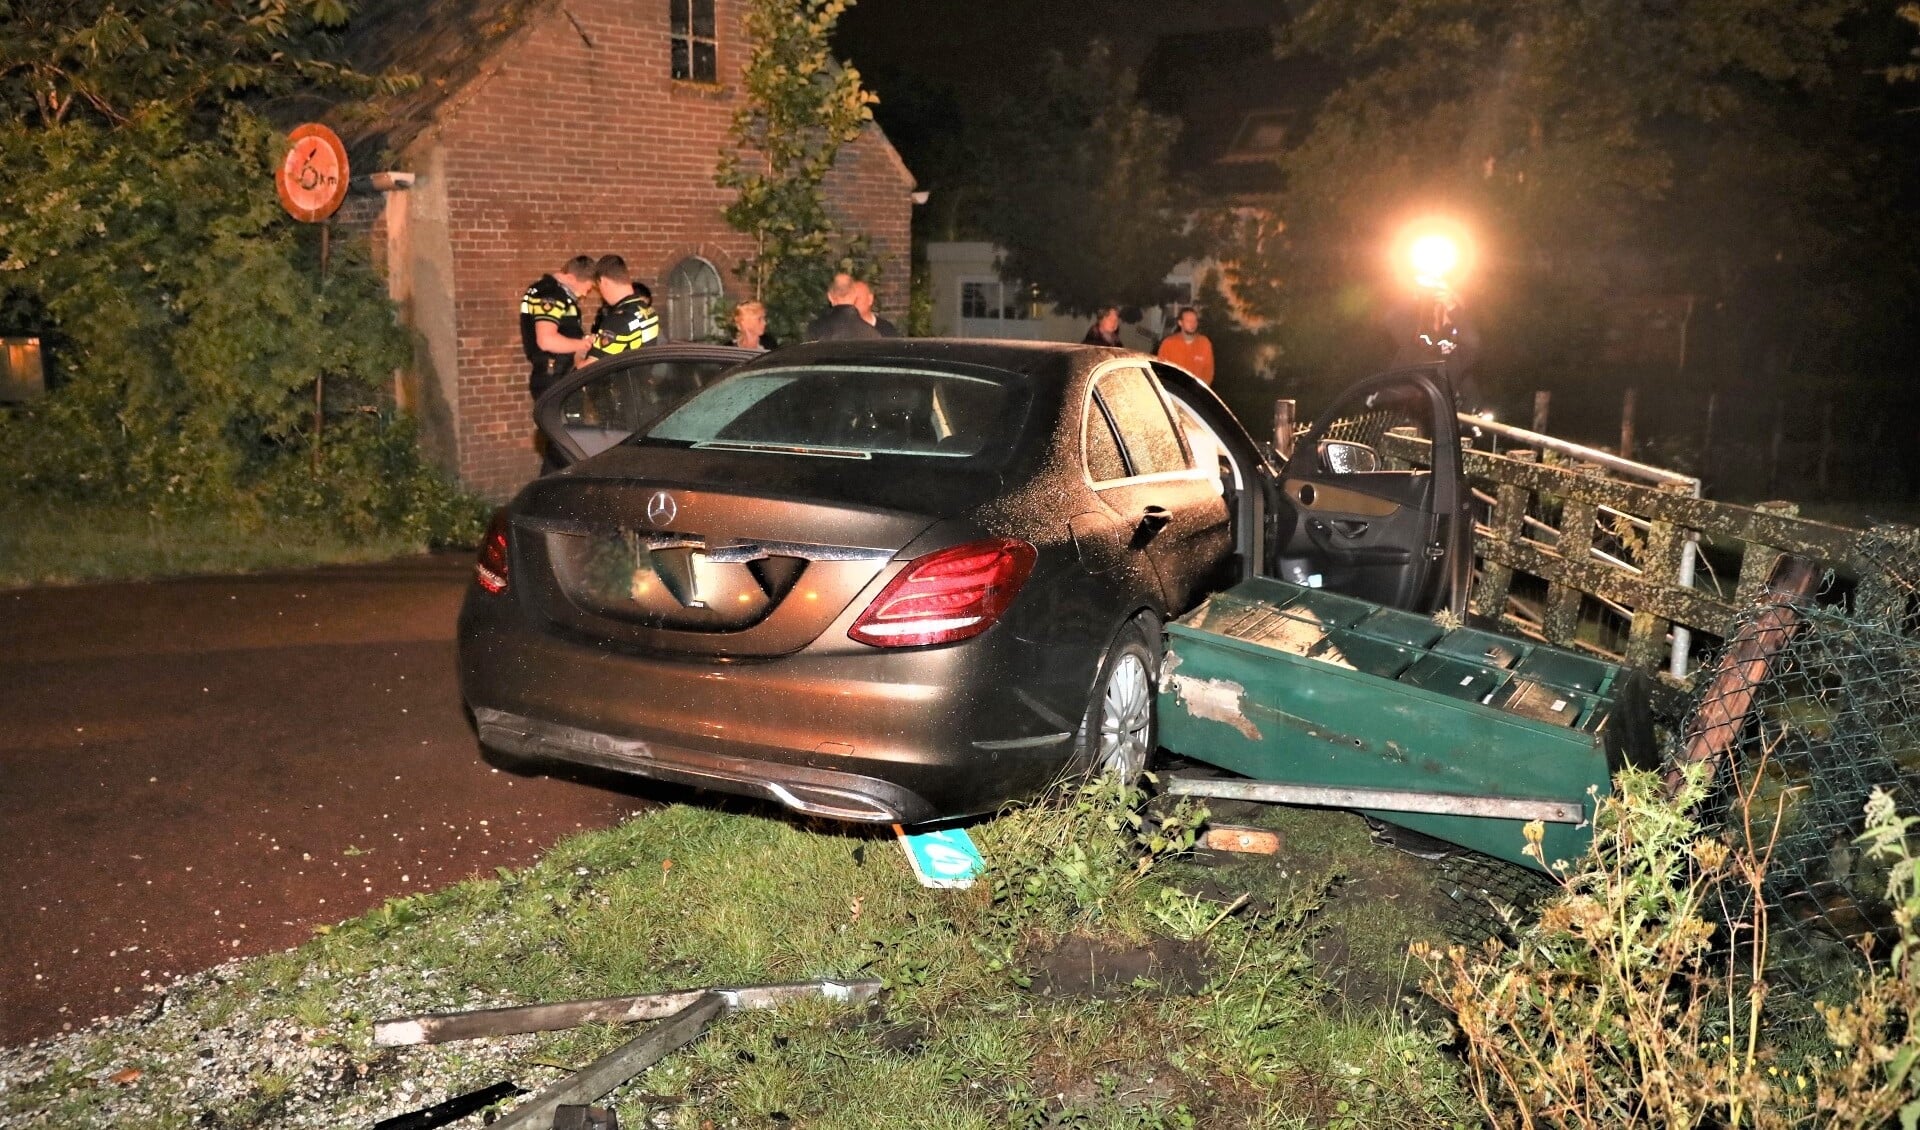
[979, 43, 1201, 317]
[1424, 767, 1920, 1127]
[0, 101, 477, 545]
[717, 0, 880, 343]
[0, 0, 389, 128]
[983, 774, 1208, 930]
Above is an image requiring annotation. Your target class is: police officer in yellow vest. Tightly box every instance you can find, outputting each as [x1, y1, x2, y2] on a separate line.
[519, 255, 595, 399]
[579, 254, 661, 366]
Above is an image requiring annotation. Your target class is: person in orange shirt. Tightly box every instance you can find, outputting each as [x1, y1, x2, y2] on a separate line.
[1155, 307, 1215, 385]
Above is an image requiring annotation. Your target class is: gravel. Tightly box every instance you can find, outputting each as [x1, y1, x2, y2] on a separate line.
[0, 954, 571, 1128]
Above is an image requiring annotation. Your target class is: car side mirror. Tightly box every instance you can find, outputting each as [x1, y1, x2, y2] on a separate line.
[1318, 439, 1380, 475]
[1273, 398, 1296, 460]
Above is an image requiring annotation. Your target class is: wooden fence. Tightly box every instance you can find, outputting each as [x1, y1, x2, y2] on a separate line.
[1383, 430, 1920, 709]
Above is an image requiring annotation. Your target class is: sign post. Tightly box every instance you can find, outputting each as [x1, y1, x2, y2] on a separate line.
[275, 123, 350, 470]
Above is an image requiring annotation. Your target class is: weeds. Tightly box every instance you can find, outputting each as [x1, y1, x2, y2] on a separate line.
[1422, 766, 1920, 1128]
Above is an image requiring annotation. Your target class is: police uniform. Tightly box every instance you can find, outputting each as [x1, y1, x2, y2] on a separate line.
[520, 275, 586, 399]
[588, 294, 662, 359]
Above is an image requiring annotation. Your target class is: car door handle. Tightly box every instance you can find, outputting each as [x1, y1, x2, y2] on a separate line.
[1139, 506, 1173, 531]
[1330, 519, 1369, 538]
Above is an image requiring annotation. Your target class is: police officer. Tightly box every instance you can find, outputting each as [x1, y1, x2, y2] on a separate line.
[579, 255, 661, 365]
[519, 255, 595, 400]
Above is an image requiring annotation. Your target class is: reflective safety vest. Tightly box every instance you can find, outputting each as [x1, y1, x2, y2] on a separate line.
[587, 294, 662, 359]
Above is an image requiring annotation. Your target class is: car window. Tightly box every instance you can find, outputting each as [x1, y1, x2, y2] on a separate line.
[1083, 400, 1129, 483]
[557, 359, 725, 434]
[1093, 365, 1188, 477]
[643, 365, 1024, 461]
[1168, 396, 1228, 495]
[1315, 382, 1433, 476]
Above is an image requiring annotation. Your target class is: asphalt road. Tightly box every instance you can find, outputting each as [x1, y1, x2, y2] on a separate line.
[0, 553, 648, 1046]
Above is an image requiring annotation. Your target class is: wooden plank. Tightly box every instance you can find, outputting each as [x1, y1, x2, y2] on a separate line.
[1543, 498, 1598, 646]
[493, 993, 726, 1130]
[1666, 557, 1821, 793]
[373, 979, 881, 1047]
[1478, 535, 1738, 638]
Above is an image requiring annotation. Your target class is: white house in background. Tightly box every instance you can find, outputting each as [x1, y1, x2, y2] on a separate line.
[925, 241, 1201, 350]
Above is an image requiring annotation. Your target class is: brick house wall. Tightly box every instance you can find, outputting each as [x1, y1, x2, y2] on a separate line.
[364, 0, 913, 499]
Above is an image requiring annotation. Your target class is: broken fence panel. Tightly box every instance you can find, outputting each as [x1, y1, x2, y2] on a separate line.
[490, 992, 725, 1130]
[373, 978, 883, 1047]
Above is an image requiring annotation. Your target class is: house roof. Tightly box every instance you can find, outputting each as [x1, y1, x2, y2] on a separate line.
[1137, 26, 1339, 202]
[325, 0, 551, 166]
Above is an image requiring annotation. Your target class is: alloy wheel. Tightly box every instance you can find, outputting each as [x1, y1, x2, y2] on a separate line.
[1097, 651, 1153, 781]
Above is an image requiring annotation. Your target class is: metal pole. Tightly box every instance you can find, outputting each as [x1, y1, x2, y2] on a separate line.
[1532, 390, 1550, 435]
[1163, 776, 1586, 825]
[313, 219, 330, 473]
[1619, 386, 1637, 460]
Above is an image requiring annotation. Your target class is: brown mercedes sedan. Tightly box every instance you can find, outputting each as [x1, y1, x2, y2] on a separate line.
[457, 340, 1468, 824]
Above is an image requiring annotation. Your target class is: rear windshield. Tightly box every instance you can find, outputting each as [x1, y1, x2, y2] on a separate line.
[640, 365, 1028, 462]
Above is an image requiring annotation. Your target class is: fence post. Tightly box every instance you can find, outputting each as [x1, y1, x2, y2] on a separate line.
[1470, 450, 1534, 622]
[1544, 498, 1599, 646]
[1619, 386, 1637, 460]
[1626, 490, 1688, 672]
[1701, 389, 1717, 482]
[1817, 400, 1834, 495]
[1532, 391, 1550, 434]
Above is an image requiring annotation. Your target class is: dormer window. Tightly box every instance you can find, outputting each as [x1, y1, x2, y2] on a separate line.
[671, 0, 717, 83]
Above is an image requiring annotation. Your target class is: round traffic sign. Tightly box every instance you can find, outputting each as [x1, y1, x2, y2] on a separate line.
[276, 123, 350, 223]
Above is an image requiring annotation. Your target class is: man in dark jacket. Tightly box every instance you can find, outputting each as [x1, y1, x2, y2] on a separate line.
[805, 272, 882, 342]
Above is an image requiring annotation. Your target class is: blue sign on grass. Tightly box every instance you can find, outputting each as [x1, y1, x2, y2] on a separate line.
[895, 825, 985, 889]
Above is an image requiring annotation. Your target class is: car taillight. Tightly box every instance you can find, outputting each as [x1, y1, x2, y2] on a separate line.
[848, 537, 1037, 648]
[475, 510, 510, 593]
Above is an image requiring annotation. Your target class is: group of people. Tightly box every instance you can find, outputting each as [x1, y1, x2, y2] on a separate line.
[518, 254, 661, 401]
[1083, 304, 1215, 386]
[521, 259, 903, 404]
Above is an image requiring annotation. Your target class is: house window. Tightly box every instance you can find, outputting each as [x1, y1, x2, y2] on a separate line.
[665, 256, 724, 342]
[959, 279, 1030, 321]
[670, 0, 717, 83]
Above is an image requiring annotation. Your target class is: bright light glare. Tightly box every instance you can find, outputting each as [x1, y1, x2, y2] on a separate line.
[1409, 235, 1459, 284]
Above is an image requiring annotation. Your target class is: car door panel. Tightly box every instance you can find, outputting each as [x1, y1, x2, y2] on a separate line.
[1275, 367, 1470, 614]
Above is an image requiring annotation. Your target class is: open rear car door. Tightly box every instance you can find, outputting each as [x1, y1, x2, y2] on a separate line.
[1273, 366, 1471, 615]
[533, 344, 757, 470]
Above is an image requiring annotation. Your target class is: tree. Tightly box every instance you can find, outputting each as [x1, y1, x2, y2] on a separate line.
[0, 0, 377, 128]
[0, 3, 472, 541]
[717, 0, 879, 343]
[979, 43, 1199, 317]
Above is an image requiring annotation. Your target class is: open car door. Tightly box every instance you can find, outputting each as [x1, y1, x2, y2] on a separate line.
[532, 344, 757, 470]
[1273, 366, 1470, 615]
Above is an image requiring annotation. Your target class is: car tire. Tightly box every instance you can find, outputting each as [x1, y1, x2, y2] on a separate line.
[1077, 621, 1160, 785]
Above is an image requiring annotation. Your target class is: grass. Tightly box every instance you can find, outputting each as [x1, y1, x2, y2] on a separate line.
[1, 783, 1480, 1128]
[0, 500, 439, 588]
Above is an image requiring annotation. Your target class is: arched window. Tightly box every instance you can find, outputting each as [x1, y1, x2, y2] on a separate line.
[665, 257, 724, 343]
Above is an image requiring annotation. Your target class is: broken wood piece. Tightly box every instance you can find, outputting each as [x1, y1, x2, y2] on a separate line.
[373, 977, 883, 1047]
[1665, 554, 1819, 795]
[551, 1104, 618, 1129]
[1200, 825, 1281, 855]
[491, 993, 724, 1130]
[369, 1080, 526, 1130]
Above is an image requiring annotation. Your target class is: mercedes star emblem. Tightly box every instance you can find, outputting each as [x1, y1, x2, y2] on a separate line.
[644, 491, 678, 528]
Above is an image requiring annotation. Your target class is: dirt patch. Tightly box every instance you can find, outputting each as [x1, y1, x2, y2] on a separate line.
[1025, 935, 1209, 998]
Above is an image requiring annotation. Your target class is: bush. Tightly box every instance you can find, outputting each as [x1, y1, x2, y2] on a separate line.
[1422, 767, 1920, 1128]
[0, 106, 483, 548]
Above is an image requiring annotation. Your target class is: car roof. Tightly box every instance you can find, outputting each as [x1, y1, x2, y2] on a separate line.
[749, 337, 1111, 379]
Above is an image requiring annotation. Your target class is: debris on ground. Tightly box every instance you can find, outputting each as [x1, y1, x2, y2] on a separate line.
[373, 978, 882, 1046]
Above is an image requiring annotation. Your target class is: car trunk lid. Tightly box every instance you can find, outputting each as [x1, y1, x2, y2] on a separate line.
[513, 476, 932, 658]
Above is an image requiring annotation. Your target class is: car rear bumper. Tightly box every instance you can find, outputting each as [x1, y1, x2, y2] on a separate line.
[471, 707, 939, 823]
[457, 588, 1088, 823]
